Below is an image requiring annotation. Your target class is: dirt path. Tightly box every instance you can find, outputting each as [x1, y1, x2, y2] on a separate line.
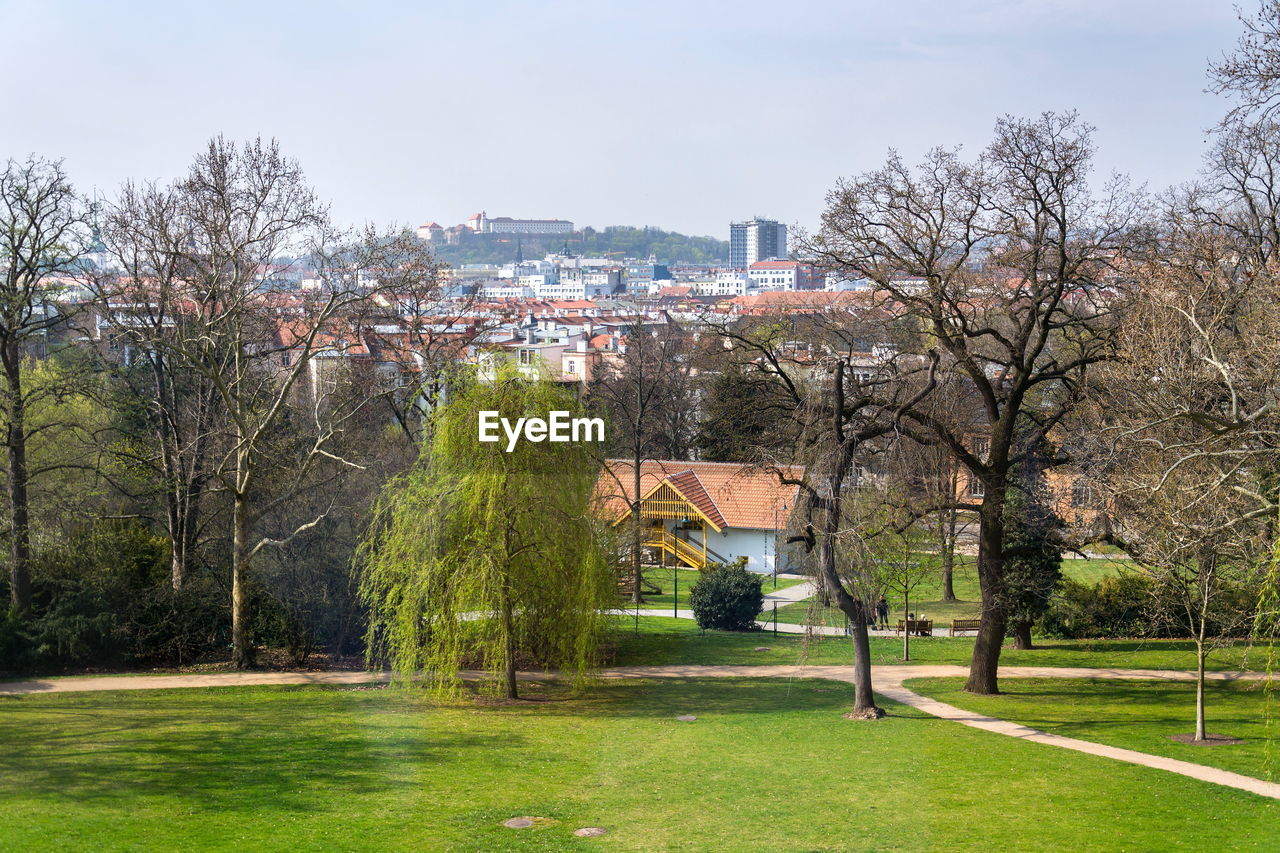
[3, 663, 1276, 800]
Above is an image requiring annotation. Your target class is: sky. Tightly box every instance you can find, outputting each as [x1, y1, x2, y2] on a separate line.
[0, 0, 1250, 239]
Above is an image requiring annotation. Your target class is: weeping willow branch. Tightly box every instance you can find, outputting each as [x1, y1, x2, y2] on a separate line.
[356, 367, 615, 700]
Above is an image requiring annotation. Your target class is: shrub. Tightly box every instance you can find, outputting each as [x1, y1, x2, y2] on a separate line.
[689, 562, 764, 631]
[1040, 574, 1166, 639]
[0, 608, 35, 673]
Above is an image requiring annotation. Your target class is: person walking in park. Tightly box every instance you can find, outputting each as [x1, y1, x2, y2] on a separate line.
[876, 596, 889, 630]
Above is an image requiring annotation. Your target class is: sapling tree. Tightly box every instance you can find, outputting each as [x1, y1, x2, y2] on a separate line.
[849, 487, 934, 661]
[588, 319, 695, 604]
[358, 370, 614, 699]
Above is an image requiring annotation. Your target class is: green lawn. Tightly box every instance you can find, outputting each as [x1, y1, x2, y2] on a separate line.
[625, 567, 806, 613]
[768, 556, 1133, 627]
[2, 679, 1277, 851]
[905, 677, 1279, 782]
[609, 616, 1267, 671]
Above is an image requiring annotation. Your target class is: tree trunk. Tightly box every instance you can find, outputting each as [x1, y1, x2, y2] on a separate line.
[1194, 628, 1207, 741]
[500, 585, 518, 700]
[814, 446, 882, 719]
[1012, 620, 1033, 650]
[965, 491, 1007, 694]
[169, 500, 186, 591]
[846, 619, 883, 719]
[902, 589, 910, 662]
[231, 490, 253, 669]
[631, 450, 643, 605]
[4, 350, 30, 613]
[939, 509, 957, 602]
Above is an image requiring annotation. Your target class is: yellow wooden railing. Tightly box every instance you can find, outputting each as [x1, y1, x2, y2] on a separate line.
[642, 528, 722, 569]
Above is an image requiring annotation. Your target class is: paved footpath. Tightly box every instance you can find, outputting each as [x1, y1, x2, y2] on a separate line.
[2, 664, 1275, 800]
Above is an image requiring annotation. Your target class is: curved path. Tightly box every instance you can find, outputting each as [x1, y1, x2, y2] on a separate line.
[3, 664, 1276, 800]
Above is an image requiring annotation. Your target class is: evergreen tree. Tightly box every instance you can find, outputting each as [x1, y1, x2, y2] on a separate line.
[694, 364, 792, 463]
[1001, 438, 1064, 650]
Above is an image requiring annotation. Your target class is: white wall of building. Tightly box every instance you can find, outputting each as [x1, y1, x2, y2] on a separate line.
[671, 524, 793, 574]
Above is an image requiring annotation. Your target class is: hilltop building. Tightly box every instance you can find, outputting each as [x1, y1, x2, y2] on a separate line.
[466, 211, 574, 235]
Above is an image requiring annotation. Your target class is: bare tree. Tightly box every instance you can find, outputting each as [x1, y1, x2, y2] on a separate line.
[808, 112, 1141, 694]
[1209, 1, 1280, 126]
[357, 227, 478, 446]
[0, 156, 89, 612]
[99, 180, 225, 591]
[848, 477, 935, 661]
[706, 310, 931, 719]
[588, 318, 696, 604]
[1071, 187, 1280, 736]
[1081, 345, 1267, 741]
[103, 137, 403, 668]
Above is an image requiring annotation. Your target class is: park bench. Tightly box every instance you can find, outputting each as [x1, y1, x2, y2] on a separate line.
[949, 618, 982, 636]
[894, 619, 933, 637]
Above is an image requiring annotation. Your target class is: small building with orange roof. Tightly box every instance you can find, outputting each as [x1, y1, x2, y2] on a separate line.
[596, 459, 803, 573]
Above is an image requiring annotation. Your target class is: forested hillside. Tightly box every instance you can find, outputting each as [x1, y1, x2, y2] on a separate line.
[429, 225, 727, 266]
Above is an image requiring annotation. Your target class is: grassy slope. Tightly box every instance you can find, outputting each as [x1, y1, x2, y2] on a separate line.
[905, 677, 1279, 782]
[1, 680, 1276, 852]
[771, 556, 1134, 626]
[608, 616, 1267, 671]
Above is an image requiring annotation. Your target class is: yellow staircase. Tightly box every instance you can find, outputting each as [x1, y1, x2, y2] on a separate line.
[643, 528, 722, 569]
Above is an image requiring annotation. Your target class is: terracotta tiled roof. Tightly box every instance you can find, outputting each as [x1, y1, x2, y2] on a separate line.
[664, 469, 727, 529]
[597, 459, 802, 531]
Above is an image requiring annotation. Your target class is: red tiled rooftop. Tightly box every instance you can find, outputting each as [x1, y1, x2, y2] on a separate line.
[596, 459, 802, 530]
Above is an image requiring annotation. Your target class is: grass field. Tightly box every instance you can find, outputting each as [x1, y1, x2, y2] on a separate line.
[608, 616, 1269, 671]
[905, 677, 1279, 782]
[770, 556, 1135, 627]
[628, 566, 806, 614]
[2, 679, 1277, 852]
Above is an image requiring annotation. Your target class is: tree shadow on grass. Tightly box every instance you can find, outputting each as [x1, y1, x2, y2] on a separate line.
[0, 688, 521, 813]
[463, 676, 936, 727]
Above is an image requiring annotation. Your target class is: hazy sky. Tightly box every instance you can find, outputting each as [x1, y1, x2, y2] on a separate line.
[0, 1, 1249, 239]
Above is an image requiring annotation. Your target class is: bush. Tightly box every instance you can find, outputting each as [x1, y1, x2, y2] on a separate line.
[1040, 575, 1166, 639]
[0, 608, 35, 673]
[689, 562, 764, 631]
[0, 520, 232, 674]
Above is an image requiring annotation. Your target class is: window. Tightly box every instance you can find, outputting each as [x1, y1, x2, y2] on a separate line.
[967, 476, 986, 498]
[519, 349, 534, 365]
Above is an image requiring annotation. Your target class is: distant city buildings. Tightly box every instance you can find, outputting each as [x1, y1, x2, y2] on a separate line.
[417, 211, 574, 243]
[729, 217, 787, 268]
[623, 261, 672, 294]
[417, 210, 841, 297]
[748, 260, 822, 291]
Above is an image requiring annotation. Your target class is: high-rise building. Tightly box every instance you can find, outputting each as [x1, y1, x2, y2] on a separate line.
[729, 217, 787, 268]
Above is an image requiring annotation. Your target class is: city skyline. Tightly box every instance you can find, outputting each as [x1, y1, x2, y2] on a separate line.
[0, 1, 1247, 238]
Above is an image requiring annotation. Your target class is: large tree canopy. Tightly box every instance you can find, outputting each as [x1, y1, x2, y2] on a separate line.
[358, 371, 614, 698]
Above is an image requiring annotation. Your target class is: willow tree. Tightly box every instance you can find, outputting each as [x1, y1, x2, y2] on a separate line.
[358, 371, 614, 699]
